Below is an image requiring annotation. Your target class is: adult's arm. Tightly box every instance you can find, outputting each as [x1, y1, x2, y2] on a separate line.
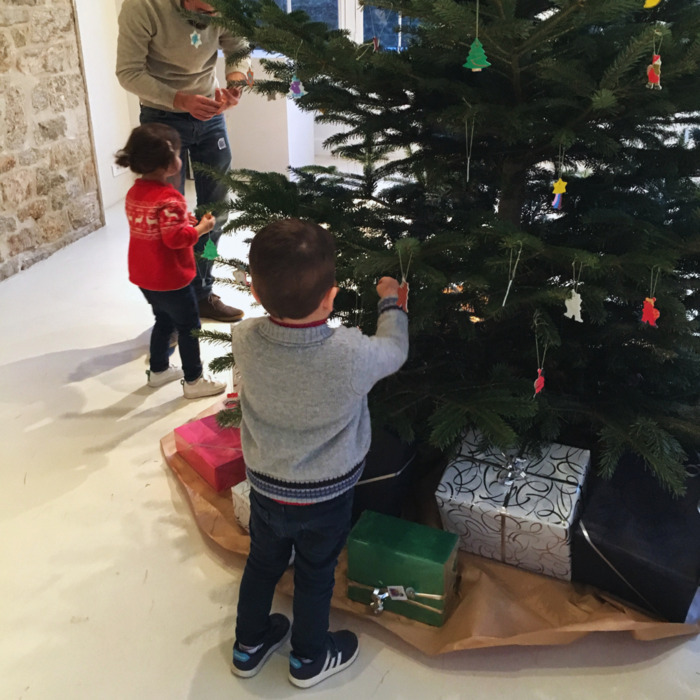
[116, 0, 178, 109]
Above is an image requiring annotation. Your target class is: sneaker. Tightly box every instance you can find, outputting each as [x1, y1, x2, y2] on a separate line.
[146, 364, 184, 387]
[232, 613, 291, 678]
[199, 294, 244, 323]
[289, 630, 359, 689]
[182, 374, 226, 399]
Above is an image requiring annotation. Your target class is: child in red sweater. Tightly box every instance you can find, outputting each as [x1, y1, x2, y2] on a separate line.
[116, 123, 226, 399]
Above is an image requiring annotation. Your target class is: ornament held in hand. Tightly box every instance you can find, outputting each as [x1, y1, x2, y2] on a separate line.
[397, 280, 409, 313]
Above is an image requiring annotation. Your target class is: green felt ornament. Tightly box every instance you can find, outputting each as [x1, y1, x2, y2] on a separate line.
[202, 239, 218, 260]
[464, 38, 490, 72]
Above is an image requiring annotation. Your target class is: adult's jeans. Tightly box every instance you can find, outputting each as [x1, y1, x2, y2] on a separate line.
[235, 488, 354, 661]
[140, 106, 232, 301]
[140, 284, 202, 382]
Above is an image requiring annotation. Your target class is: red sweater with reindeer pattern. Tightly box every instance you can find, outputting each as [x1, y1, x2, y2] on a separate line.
[125, 179, 199, 291]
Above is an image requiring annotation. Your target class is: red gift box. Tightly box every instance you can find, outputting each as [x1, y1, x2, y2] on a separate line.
[174, 414, 246, 491]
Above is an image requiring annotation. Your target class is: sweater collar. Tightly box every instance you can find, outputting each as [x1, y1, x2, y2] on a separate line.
[258, 317, 334, 346]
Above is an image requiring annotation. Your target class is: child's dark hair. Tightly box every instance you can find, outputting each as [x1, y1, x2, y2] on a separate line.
[249, 218, 336, 320]
[115, 123, 181, 175]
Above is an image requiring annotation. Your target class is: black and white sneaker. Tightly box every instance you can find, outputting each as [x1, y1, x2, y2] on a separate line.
[288, 630, 359, 689]
[231, 613, 291, 678]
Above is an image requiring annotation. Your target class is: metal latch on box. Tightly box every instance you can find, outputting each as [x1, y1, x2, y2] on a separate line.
[346, 582, 444, 615]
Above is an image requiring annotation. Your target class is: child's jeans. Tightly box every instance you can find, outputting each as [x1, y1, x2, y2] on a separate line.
[235, 488, 354, 661]
[140, 284, 202, 382]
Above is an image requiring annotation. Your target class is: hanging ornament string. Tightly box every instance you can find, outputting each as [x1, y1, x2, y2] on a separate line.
[649, 265, 660, 298]
[397, 246, 413, 312]
[534, 326, 548, 397]
[572, 260, 583, 293]
[502, 241, 522, 307]
[465, 113, 475, 183]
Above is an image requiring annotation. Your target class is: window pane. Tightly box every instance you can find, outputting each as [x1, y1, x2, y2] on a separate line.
[294, 0, 339, 29]
[363, 7, 400, 51]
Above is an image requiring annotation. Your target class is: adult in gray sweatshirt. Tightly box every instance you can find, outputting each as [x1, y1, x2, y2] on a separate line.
[117, 0, 250, 322]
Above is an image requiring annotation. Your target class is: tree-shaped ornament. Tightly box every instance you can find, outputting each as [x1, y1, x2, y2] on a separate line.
[463, 1, 490, 72]
[287, 75, 306, 98]
[464, 38, 490, 72]
[202, 239, 219, 260]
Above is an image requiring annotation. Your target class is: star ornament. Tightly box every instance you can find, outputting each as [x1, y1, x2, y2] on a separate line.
[644, 0, 661, 7]
[552, 177, 567, 210]
[552, 178, 568, 194]
[190, 30, 202, 48]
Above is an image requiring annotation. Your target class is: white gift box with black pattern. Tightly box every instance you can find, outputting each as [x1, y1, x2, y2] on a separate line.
[435, 432, 590, 580]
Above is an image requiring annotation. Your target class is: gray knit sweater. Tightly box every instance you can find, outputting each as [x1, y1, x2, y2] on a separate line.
[231, 298, 409, 504]
[116, 0, 249, 111]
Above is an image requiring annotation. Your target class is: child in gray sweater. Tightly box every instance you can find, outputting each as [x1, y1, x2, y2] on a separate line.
[231, 218, 408, 688]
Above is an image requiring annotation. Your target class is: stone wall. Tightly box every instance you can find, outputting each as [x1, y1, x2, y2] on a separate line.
[0, 0, 103, 281]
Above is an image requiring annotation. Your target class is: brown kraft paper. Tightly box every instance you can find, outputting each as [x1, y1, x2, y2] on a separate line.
[160, 407, 699, 656]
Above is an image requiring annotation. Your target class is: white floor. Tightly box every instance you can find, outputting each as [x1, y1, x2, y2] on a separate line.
[1, 202, 699, 700]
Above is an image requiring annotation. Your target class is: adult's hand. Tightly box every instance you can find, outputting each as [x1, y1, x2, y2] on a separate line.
[214, 86, 241, 112]
[173, 92, 221, 120]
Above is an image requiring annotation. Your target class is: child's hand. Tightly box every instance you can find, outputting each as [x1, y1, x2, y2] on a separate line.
[195, 213, 216, 237]
[376, 276, 400, 299]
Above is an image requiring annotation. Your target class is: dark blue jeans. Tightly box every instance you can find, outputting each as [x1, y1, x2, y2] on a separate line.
[140, 284, 202, 382]
[140, 106, 232, 301]
[235, 488, 354, 660]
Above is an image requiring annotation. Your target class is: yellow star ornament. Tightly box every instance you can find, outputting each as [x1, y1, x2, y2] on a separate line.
[644, 0, 661, 7]
[552, 178, 568, 194]
[552, 178, 567, 210]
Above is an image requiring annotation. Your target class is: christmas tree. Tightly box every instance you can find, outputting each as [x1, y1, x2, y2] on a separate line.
[203, 0, 700, 494]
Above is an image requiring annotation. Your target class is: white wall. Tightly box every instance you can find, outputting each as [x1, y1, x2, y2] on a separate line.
[72, 0, 138, 210]
[221, 54, 314, 174]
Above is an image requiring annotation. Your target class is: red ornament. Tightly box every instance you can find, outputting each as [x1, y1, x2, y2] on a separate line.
[646, 54, 661, 90]
[534, 368, 545, 396]
[642, 297, 660, 326]
[397, 280, 409, 312]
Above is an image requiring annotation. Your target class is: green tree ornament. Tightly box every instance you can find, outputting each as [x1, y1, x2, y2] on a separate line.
[464, 38, 490, 71]
[202, 239, 219, 260]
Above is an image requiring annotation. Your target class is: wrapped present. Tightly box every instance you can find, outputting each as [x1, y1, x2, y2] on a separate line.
[572, 454, 700, 622]
[352, 428, 416, 523]
[435, 432, 590, 580]
[174, 414, 245, 492]
[231, 479, 252, 531]
[347, 510, 460, 627]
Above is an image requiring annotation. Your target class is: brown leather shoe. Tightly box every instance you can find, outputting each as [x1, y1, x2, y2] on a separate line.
[198, 293, 244, 322]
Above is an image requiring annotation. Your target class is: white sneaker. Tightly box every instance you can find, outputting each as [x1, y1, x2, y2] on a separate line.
[182, 374, 226, 399]
[147, 365, 184, 387]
